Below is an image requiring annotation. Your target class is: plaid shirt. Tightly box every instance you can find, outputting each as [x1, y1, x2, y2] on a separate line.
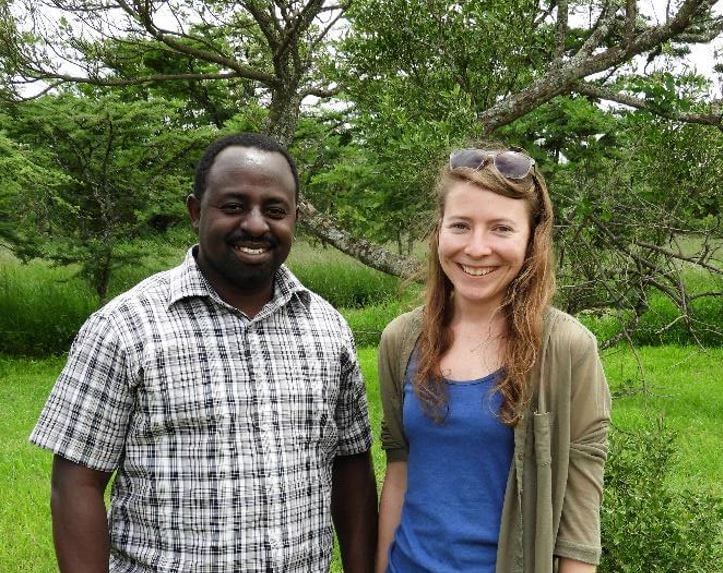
[30, 247, 372, 572]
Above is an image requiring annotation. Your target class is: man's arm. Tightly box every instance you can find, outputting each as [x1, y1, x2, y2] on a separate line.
[331, 451, 378, 573]
[375, 461, 406, 573]
[51, 455, 113, 573]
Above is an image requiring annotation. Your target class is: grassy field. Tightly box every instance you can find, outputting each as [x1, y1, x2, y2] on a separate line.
[1, 345, 721, 572]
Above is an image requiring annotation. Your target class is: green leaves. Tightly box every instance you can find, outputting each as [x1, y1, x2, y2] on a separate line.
[601, 422, 723, 572]
[0, 93, 212, 298]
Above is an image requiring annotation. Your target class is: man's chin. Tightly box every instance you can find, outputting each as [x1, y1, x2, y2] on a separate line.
[228, 264, 279, 293]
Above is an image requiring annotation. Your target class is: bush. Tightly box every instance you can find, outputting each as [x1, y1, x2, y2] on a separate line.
[600, 421, 723, 573]
[633, 291, 722, 347]
[577, 289, 721, 348]
[0, 261, 97, 356]
[288, 259, 401, 309]
[342, 299, 414, 347]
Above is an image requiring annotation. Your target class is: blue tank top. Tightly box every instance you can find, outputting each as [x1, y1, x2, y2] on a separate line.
[387, 366, 514, 573]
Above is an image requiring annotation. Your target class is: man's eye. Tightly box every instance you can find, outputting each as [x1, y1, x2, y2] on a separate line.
[221, 204, 244, 213]
[266, 207, 287, 218]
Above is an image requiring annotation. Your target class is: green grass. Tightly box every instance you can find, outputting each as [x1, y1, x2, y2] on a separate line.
[0, 356, 64, 572]
[2, 345, 720, 571]
[602, 345, 723, 495]
[0, 260, 97, 356]
[0, 239, 412, 356]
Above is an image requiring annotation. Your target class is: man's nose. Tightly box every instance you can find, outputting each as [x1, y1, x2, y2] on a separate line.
[241, 207, 269, 236]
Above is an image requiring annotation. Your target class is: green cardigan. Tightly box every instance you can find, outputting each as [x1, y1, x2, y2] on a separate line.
[378, 307, 611, 572]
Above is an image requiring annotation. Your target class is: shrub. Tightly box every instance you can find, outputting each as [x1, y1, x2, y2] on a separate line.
[600, 421, 723, 573]
[342, 299, 413, 347]
[0, 261, 97, 356]
[288, 259, 401, 309]
[633, 291, 722, 347]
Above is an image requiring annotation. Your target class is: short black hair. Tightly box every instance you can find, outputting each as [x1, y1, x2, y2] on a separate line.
[193, 132, 299, 201]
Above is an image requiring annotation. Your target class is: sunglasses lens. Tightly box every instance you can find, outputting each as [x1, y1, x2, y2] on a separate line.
[450, 149, 487, 170]
[494, 151, 533, 179]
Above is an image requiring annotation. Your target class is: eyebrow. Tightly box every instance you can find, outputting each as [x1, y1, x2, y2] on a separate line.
[444, 214, 520, 226]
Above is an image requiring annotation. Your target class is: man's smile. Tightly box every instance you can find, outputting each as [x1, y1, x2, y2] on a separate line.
[233, 244, 270, 256]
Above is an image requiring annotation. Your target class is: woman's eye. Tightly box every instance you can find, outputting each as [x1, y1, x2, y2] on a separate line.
[449, 222, 468, 230]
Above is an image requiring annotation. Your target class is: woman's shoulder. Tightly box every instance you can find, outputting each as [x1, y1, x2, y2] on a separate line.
[381, 305, 424, 344]
[544, 307, 599, 360]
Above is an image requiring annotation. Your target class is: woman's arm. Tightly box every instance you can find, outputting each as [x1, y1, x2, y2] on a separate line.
[375, 461, 407, 573]
[559, 557, 596, 573]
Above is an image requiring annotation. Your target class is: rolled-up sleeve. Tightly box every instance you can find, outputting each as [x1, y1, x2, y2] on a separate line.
[378, 320, 408, 462]
[555, 333, 611, 564]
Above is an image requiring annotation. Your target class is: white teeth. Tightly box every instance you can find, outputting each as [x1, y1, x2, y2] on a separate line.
[461, 265, 495, 277]
[235, 246, 267, 255]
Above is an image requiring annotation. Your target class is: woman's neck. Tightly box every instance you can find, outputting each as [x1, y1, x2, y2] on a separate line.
[450, 294, 506, 337]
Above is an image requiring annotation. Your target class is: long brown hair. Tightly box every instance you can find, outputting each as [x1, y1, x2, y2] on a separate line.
[414, 146, 555, 426]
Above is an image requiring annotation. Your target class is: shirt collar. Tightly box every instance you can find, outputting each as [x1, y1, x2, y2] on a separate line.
[168, 246, 311, 312]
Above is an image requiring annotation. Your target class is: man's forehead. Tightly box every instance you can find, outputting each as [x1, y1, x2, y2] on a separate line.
[214, 145, 286, 169]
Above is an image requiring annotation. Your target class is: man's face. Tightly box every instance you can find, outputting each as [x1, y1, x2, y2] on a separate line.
[187, 146, 297, 303]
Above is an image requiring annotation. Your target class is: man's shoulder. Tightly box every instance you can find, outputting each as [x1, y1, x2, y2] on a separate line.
[95, 265, 178, 322]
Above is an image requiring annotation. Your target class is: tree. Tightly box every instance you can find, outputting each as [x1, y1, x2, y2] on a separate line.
[0, 0, 721, 342]
[0, 131, 68, 248]
[0, 92, 210, 299]
[2, 0, 719, 277]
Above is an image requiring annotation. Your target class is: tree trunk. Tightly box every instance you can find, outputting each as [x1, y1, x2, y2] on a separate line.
[298, 201, 419, 278]
[265, 87, 420, 279]
[266, 88, 301, 147]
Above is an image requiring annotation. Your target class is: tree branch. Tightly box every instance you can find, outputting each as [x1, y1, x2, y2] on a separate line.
[634, 240, 723, 274]
[574, 82, 723, 128]
[478, 0, 717, 133]
[555, 0, 569, 60]
[298, 200, 419, 279]
[113, 0, 280, 87]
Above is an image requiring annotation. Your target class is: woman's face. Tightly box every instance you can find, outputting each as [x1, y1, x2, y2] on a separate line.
[438, 181, 531, 312]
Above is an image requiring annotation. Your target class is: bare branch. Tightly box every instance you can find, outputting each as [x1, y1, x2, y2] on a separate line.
[625, 0, 637, 42]
[301, 85, 341, 98]
[111, 0, 280, 87]
[298, 200, 419, 279]
[242, 0, 281, 51]
[9, 71, 255, 96]
[555, 0, 569, 60]
[634, 240, 723, 274]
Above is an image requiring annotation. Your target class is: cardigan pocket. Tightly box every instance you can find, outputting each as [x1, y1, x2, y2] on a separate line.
[533, 412, 554, 573]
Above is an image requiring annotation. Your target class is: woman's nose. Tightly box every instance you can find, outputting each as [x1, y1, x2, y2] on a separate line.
[464, 231, 492, 257]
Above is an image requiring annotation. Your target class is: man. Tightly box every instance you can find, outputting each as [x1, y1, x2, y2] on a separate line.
[30, 133, 377, 572]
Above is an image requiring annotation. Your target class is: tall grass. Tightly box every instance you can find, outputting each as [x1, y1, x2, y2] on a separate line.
[0, 261, 97, 356]
[286, 241, 403, 308]
[2, 239, 719, 357]
[1, 239, 410, 356]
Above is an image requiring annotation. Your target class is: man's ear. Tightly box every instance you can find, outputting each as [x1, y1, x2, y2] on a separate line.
[187, 194, 201, 232]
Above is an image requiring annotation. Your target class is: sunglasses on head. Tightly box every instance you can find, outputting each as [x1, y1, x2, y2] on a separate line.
[449, 148, 536, 180]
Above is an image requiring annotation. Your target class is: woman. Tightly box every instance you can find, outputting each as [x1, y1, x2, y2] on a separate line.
[376, 146, 611, 573]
